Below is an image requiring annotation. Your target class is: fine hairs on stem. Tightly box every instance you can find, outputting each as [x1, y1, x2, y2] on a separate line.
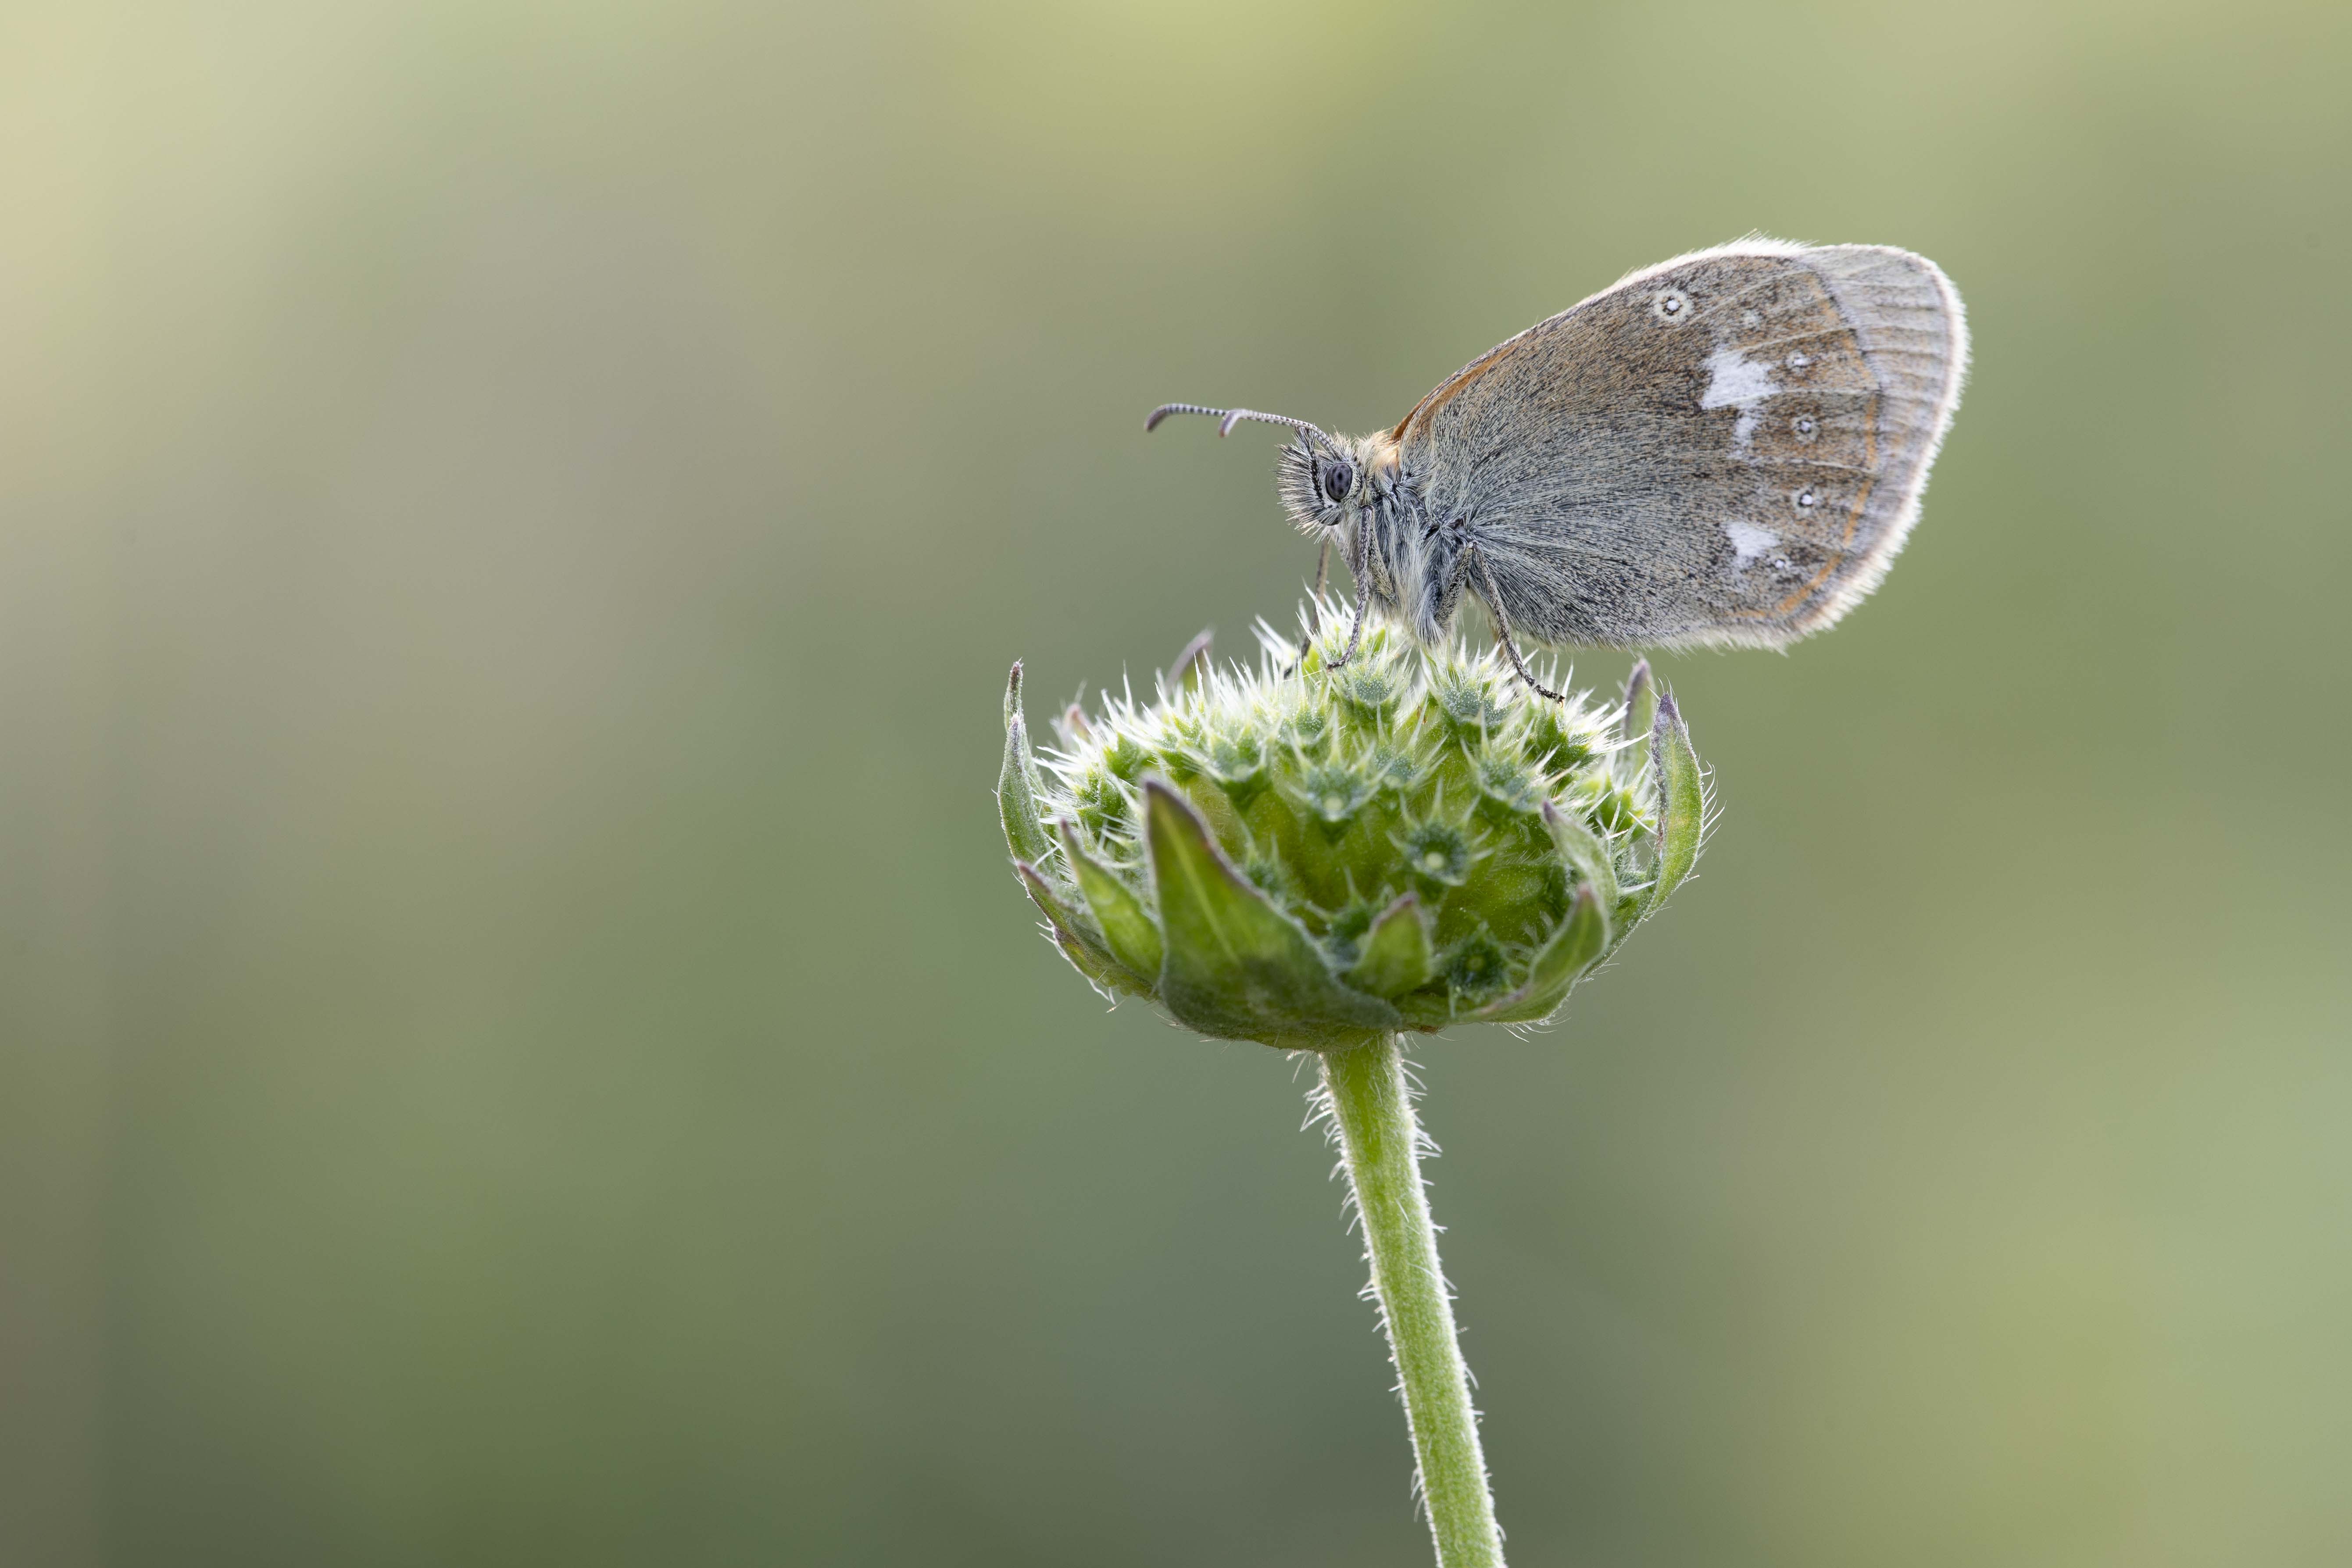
[1310, 1035, 1504, 1568]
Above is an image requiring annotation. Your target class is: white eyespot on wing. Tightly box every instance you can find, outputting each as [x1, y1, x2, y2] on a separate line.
[1725, 520, 1778, 571]
[1700, 346, 1781, 455]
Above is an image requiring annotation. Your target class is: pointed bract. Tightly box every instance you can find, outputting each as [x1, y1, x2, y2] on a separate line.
[1167, 629, 1214, 691]
[1347, 893, 1436, 999]
[1541, 800, 1620, 913]
[999, 663, 1057, 869]
[1144, 780, 1400, 1048]
[1645, 690, 1705, 917]
[1621, 658, 1656, 742]
[1059, 821, 1163, 983]
[1469, 882, 1609, 1024]
[1016, 859, 1146, 997]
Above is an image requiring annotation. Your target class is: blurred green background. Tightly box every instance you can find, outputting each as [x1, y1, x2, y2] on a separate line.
[4, 1, 2348, 1563]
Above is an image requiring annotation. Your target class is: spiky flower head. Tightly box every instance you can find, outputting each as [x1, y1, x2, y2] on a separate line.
[998, 597, 1708, 1051]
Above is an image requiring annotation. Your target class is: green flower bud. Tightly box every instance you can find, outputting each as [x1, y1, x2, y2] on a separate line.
[998, 600, 1709, 1050]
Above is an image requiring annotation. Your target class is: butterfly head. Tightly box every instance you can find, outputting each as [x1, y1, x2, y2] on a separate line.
[1276, 429, 1418, 632]
[1274, 430, 1374, 533]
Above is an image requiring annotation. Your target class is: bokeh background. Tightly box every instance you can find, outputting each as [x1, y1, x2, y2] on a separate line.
[5, 1, 2349, 1563]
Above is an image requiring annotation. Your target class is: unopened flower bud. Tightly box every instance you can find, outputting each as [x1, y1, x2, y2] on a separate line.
[998, 599, 1709, 1049]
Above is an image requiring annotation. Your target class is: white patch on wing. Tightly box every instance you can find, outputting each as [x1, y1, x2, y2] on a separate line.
[1701, 346, 1780, 455]
[1700, 348, 1779, 409]
[1725, 520, 1777, 571]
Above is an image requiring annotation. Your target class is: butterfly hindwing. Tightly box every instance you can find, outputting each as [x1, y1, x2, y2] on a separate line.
[1394, 241, 1966, 649]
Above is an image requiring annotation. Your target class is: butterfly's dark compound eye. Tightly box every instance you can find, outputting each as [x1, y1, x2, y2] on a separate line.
[1651, 288, 1692, 324]
[1321, 459, 1355, 505]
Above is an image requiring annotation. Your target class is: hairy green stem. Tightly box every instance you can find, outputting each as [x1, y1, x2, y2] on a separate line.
[1320, 1035, 1503, 1568]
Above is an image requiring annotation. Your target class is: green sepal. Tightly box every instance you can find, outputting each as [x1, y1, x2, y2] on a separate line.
[1015, 860, 1145, 997]
[1057, 821, 1163, 982]
[1541, 798, 1619, 913]
[1142, 779, 1400, 1049]
[1346, 893, 1434, 999]
[1621, 657, 1656, 742]
[999, 662, 1056, 868]
[1467, 880, 1608, 1024]
[1644, 690, 1704, 917]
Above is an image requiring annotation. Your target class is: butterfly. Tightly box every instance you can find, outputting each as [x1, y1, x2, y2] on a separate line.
[1149, 239, 1968, 697]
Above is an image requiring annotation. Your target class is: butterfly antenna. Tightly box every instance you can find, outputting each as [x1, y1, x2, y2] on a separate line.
[1146, 403, 1328, 442]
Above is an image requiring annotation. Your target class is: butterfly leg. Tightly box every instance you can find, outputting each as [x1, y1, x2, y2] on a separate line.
[1468, 544, 1566, 703]
[1323, 588, 1370, 671]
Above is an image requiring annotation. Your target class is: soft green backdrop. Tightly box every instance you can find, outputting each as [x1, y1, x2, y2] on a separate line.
[5, 2, 2348, 1564]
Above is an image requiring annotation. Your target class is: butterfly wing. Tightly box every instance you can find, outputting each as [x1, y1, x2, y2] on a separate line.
[1395, 241, 1967, 649]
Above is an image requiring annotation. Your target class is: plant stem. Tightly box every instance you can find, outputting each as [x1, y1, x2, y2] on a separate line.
[1320, 1034, 1504, 1568]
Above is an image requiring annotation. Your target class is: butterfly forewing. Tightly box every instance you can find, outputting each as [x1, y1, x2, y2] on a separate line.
[1395, 242, 1965, 649]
